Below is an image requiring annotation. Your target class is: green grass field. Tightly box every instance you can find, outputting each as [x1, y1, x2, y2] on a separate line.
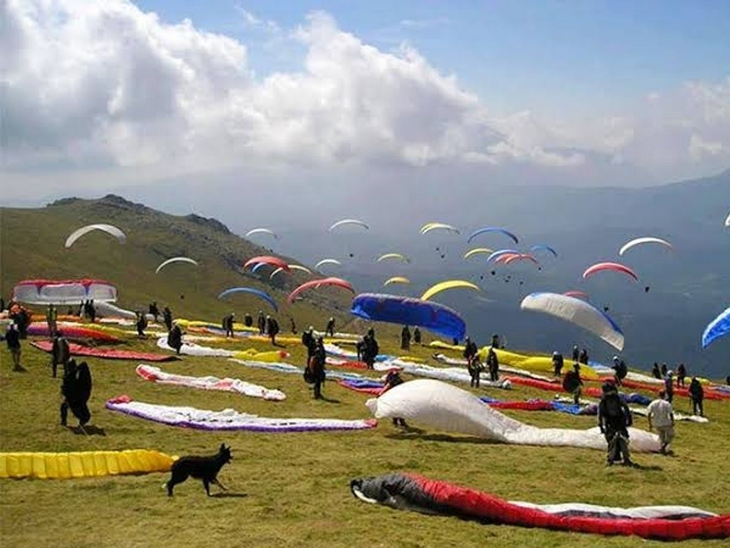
[1, 326, 728, 548]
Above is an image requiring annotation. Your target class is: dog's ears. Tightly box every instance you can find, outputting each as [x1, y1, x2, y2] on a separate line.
[220, 443, 229, 451]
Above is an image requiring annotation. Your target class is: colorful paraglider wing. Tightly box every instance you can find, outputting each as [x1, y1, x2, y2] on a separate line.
[245, 228, 279, 239]
[65, 224, 126, 248]
[463, 248, 493, 260]
[12, 279, 117, 304]
[251, 262, 268, 274]
[487, 249, 520, 263]
[377, 253, 410, 263]
[618, 237, 673, 256]
[328, 219, 369, 232]
[420, 223, 460, 235]
[350, 293, 466, 340]
[529, 244, 558, 257]
[384, 276, 411, 286]
[702, 306, 730, 348]
[421, 280, 480, 301]
[155, 257, 199, 274]
[582, 262, 639, 282]
[563, 290, 589, 300]
[217, 287, 278, 312]
[290, 264, 312, 274]
[504, 254, 539, 266]
[521, 292, 624, 350]
[467, 227, 519, 244]
[314, 258, 342, 270]
[287, 277, 354, 304]
[243, 256, 289, 272]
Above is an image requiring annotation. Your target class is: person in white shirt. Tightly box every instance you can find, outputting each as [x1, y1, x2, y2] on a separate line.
[647, 390, 675, 455]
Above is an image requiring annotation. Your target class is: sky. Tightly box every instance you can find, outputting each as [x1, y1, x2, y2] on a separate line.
[2, 0, 730, 209]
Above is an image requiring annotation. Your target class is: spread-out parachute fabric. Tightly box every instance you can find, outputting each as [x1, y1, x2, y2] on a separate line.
[432, 353, 555, 382]
[106, 396, 375, 432]
[156, 336, 289, 361]
[521, 292, 625, 351]
[329, 219, 369, 232]
[420, 280, 480, 301]
[65, 224, 126, 248]
[136, 364, 286, 401]
[287, 277, 354, 304]
[0, 450, 175, 480]
[582, 262, 639, 282]
[563, 290, 589, 300]
[487, 249, 520, 263]
[467, 227, 519, 244]
[12, 279, 117, 304]
[315, 258, 342, 271]
[27, 323, 122, 341]
[217, 287, 278, 312]
[32, 340, 175, 361]
[245, 228, 279, 240]
[243, 256, 289, 272]
[529, 244, 558, 257]
[377, 253, 410, 263]
[350, 473, 730, 541]
[463, 247, 493, 260]
[229, 358, 368, 382]
[366, 379, 660, 451]
[420, 223, 460, 235]
[351, 293, 466, 340]
[702, 306, 730, 349]
[384, 276, 411, 286]
[481, 348, 602, 380]
[618, 237, 673, 256]
[155, 257, 198, 274]
[386, 361, 511, 389]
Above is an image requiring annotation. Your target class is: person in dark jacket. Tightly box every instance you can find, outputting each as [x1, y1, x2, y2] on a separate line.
[5, 323, 23, 371]
[571, 345, 579, 363]
[149, 301, 160, 322]
[661, 363, 668, 377]
[463, 337, 478, 362]
[664, 370, 675, 403]
[688, 377, 704, 417]
[380, 370, 408, 427]
[267, 316, 279, 345]
[302, 326, 315, 359]
[163, 306, 173, 331]
[552, 351, 564, 377]
[257, 311, 266, 335]
[562, 363, 584, 405]
[223, 313, 235, 338]
[136, 311, 148, 339]
[86, 300, 96, 323]
[598, 382, 634, 466]
[676, 363, 687, 388]
[307, 337, 327, 399]
[486, 347, 499, 382]
[289, 317, 297, 334]
[167, 323, 183, 355]
[612, 356, 628, 386]
[325, 317, 336, 337]
[60, 360, 92, 427]
[362, 329, 379, 370]
[652, 362, 661, 379]
[400, 326, 411, 351]
[490, 333, 501, 349]
[51, 331, 70, 377]
[413, 327, 422, 345]
[467, 352, 483, 388]
[244, 313, 253, 328]
[579, 348, 589, 365]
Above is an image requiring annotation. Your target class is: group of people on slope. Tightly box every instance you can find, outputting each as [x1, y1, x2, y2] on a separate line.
[399, 325, 422, 351]
[464, 337, 499, 388]
[651, 362, 705, 416]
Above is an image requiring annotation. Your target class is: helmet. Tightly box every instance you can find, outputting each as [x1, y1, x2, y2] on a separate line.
[553, 351, 559, 356]
[613, 356, 619, 361]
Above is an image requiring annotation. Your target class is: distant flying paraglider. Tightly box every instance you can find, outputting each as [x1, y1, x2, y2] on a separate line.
[315, 258, 343, 271]
[582, 262, 639, 282]
[463, 248, 494, 260]
[701, 306, 730, 348]
[155, 257, 199, 274]
[244, 256, 289, 272]
[529, 244, 558, 257]
[384, 276, 411, 287]
[329, 219, 369, 232]
[65, 224, 126, 248]
[270, 264, 312, 279]
[725, 212, 730, 227]
[487, 249, 520, 263]
[563, 290, 589, 300]
[618, 237, 673, 256]
[245, 228, 279, 240]
[421, 280, 480, 302]
[420, 223, 460, 236]
[377, 253, 410, 263]
[467, 227, 519, 245]
[218, 287, 278, 312]
[287, 278, 354, 304]
[504, 253, 540, 266]
[520, 292, 625, 350]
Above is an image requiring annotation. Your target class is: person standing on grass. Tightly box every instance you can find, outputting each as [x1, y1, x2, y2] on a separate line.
[244, 313, 253, 328]
[579, 348, 589, 365]
[302, 326, 315, 359]
[46, 304, 58, 335]
[223, 312, 235, 338]
[598, 382, 634, 466]
[5, 323, 23, 371]
[307, 337, 327, 399]
[652, 362, 661, 379]
[467, 353, 483, 388]
[362, 329, 379, 370]
[257, 310, 266, 335]
[325, 317, 336, 337]
[664, 370, 675, 403]
[647, 390, 674, 454]
[486, 347, 500, 382]
[400, 325, 411, 351]
[413, 327, 422, 345]
[163, 306, 173, 331]
[267, 316, 280, 346]
[676, 363, 687, 388]
[572, 345, 580, 363]
[135, 311, 148, 339]
[149, 301, 160, 322]
[552, 351, 564, 377]
[380, 370, 408, 428]
[688, 377, 704, 417]
[167, 323, 183, 355]
[563, 363, 584, 405]
[51, 330, 70, 378]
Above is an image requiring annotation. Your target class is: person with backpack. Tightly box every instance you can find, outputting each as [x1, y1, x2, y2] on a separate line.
[380, 370, 408, 428]
[486, 347, 499, 382]
[5, 323, 23, 372]
[400, 326, 411, 351]
[613, 356, 628, 386]
[562, 363, 584, 405]
[688, 377, 704, 417]
[167, 323, 183, 355]
[463, 337, 478, 362]
[244, 313, 253, 328]
[413, 327, 422, 345]
[51, 331, 70, 378]
[467, 352, 484, 388]
[325, 317, 336, 337]
[647, 390, 674, 454]
[306, 337, 326, 399]
[676, 363, 687, 388]
[163, 306, 173, 331]
[222, 313, 235, 338]
[362, 329, 379, 370]
[552, 351, 564, 377]
[136, 311, 148, 339]
[267, 316, 280, 345]
[664, 370, 675, 403]
[302, 326, 315, 360]
[598, 382, 634, 466]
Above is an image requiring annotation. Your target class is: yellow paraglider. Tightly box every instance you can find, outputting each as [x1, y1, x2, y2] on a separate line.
[421, 280, 480, 301]
[377, 253, 410, 263]
[420, 222, 460, 235]
[463, 247, 494, 260]
[384, 276, 411, 286]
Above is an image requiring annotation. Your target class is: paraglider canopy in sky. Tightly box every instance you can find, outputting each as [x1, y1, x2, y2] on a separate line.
[463, 248, 493, 260]
[244, 256, 289, 272]
[12, 279, 118, 304]
[383, 276, 411, 287]
[529, 244, 558, 257]
[701, 306, 730, 349]
[329, 219, 369, 232]
[520, 292, 624, 350]
[351, 293, 466, 340]
[618, 237, 673, 256]
[420, 223, 460, 236]
[245, 228, 279, 240]
[65, 224, 126, 248]
[582, 262, 639, 282]
[487, 249, 520, 263]
[467, 227, 519, 245]
[287, 277, 355, 304]
[315, 258, 342, 271]
[377, 253, 410, 263]
[421, 280, 480, 302]
[218, 287, 278, 312]
[155, 257, 198, 274]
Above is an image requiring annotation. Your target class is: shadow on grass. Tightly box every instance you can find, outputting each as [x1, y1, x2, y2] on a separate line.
[69, 425, 107, 436]
[385, 431, 499, 445]
[318, 396, 341, 404]
[210, 492, 248, 498]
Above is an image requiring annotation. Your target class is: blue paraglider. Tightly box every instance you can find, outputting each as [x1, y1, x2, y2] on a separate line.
[218, 287, 278, 312]
[350, 293, 466, 341]
[529, 244, 558, 258]
[702, 306, 730, 348]
[467, 227, 519, 245]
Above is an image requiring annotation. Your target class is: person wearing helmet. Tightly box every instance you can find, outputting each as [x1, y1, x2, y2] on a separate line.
[612, 356, 627, 386]
[562, 363, 584, 405]
[551, 351, 564, 377]
[267, 315, 280, 345]
[325, 317, 336, 337]
[257, 310, 266, 335]
[664, 370, 675, 403]
[599, 382, 634, 466]
[302, 326, 315, 360]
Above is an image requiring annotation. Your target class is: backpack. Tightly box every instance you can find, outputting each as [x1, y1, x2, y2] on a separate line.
[603, 394, 624, 420]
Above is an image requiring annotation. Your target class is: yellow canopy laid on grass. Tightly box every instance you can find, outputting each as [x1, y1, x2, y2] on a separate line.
[479, 348, 600, 380]
[0, 450, 175, 479]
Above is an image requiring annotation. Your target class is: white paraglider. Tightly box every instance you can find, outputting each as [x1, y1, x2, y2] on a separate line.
[155, 257, 199, 274]
[65, 224, 126, 248]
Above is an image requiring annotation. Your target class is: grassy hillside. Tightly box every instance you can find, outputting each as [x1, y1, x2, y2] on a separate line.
[0, 195, 361, 333]
[0, 331, 728, 548]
